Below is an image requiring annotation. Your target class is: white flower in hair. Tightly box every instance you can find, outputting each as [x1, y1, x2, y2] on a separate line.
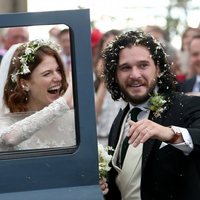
[11, 73, 18, 83]
[24, 47, 33, 55]
[21, 64, 30, 74]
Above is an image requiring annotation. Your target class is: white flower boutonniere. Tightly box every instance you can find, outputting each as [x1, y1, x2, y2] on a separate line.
[98, 144, 114, 179]
[149, 92, 167, 118]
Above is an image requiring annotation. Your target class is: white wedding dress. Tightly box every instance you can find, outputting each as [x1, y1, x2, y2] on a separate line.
[0, 97, 76, 151]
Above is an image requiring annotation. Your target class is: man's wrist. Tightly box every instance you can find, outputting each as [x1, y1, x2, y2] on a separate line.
[168, 126, 182, 144]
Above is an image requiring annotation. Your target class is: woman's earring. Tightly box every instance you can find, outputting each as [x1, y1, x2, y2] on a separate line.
[25, 88, 29, 92]
[22, 85, 29, 92]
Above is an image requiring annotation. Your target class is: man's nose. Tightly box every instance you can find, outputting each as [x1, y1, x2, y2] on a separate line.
[129, 67, 141, 78]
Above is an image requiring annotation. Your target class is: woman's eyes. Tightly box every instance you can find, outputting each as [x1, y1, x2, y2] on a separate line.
[42, 72, 50, 76]
[56, 68, 61, 73]
[42, 68, 61, 76]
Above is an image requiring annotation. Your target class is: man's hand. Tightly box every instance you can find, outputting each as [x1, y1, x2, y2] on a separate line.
[128, 119, 183, 147]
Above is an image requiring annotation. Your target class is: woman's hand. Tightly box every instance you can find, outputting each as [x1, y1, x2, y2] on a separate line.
[63, 71, 74, 109]
[99, 177, 109, 195]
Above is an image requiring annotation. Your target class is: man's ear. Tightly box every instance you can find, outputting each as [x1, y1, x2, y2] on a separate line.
[156, 66, 161, 77]
[19, 79, 30, 92]
[115, 74, 119, 84]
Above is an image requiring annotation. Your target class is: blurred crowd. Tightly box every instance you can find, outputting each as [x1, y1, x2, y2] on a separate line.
[1, 23, 200, 146]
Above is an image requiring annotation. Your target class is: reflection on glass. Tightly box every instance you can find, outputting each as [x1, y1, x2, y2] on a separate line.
[0, 25, 75, 152]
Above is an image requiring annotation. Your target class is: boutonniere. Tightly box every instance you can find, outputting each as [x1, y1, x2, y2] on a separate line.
[98, 144, 114, 179]
[148, 92, 167, 118]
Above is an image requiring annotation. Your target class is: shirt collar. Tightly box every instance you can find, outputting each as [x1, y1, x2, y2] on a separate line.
[129, 101, 149, 112]
[196, 75, 200, 83]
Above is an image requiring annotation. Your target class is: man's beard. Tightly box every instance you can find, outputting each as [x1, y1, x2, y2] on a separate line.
[119, 81, 157, 105]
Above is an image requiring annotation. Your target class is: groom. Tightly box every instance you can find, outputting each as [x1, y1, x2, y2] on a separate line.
[102, 30, 200, 200]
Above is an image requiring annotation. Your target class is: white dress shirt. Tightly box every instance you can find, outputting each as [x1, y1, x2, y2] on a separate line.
[192, 75, 200, 92]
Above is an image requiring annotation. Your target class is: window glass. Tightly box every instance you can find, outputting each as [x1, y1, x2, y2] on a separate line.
[0, 25, 76, 153]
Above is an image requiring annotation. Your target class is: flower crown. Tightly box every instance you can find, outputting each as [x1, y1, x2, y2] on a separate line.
[11, 39, 61, 83]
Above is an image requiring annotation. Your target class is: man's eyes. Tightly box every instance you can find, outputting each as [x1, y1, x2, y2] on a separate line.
[118, 65, 131, 71]
[139, 63, 148, 68]
[119, 64, 148, 70]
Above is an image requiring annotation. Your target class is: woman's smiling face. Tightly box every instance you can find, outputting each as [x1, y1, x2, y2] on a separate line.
[22, 55, 62, 111]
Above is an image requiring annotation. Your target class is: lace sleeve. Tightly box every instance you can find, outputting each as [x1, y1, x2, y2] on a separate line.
[0, 97, 69, 146]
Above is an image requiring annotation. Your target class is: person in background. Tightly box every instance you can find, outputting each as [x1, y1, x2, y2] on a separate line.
[94, 29, 125, 146]
[178, 27, 200, 79]
[180, 34, 200, 96]
[48, 25, 61, 43]
[91, 27, 103, 68]
[0, 27, 29, 62]
[57, 28, 71, 79]
[0, 30, 4, 49]
[143, 25, 177, 64]
[143, 25, 185, 84]
[0, 39, 74, 150]
[102, 30, 200, 200]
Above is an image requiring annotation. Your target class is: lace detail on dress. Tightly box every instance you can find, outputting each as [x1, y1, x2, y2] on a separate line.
[0, 97, 70, 150]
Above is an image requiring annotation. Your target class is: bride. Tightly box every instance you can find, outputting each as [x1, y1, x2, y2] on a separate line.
[0, 39, 75, 151]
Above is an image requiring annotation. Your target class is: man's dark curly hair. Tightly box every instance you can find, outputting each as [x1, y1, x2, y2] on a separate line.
[102, 30, 177, 101]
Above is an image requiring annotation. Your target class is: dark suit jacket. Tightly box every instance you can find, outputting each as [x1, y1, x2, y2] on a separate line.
[105, 92, 200, 200]
[179, 76, 196, 93]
